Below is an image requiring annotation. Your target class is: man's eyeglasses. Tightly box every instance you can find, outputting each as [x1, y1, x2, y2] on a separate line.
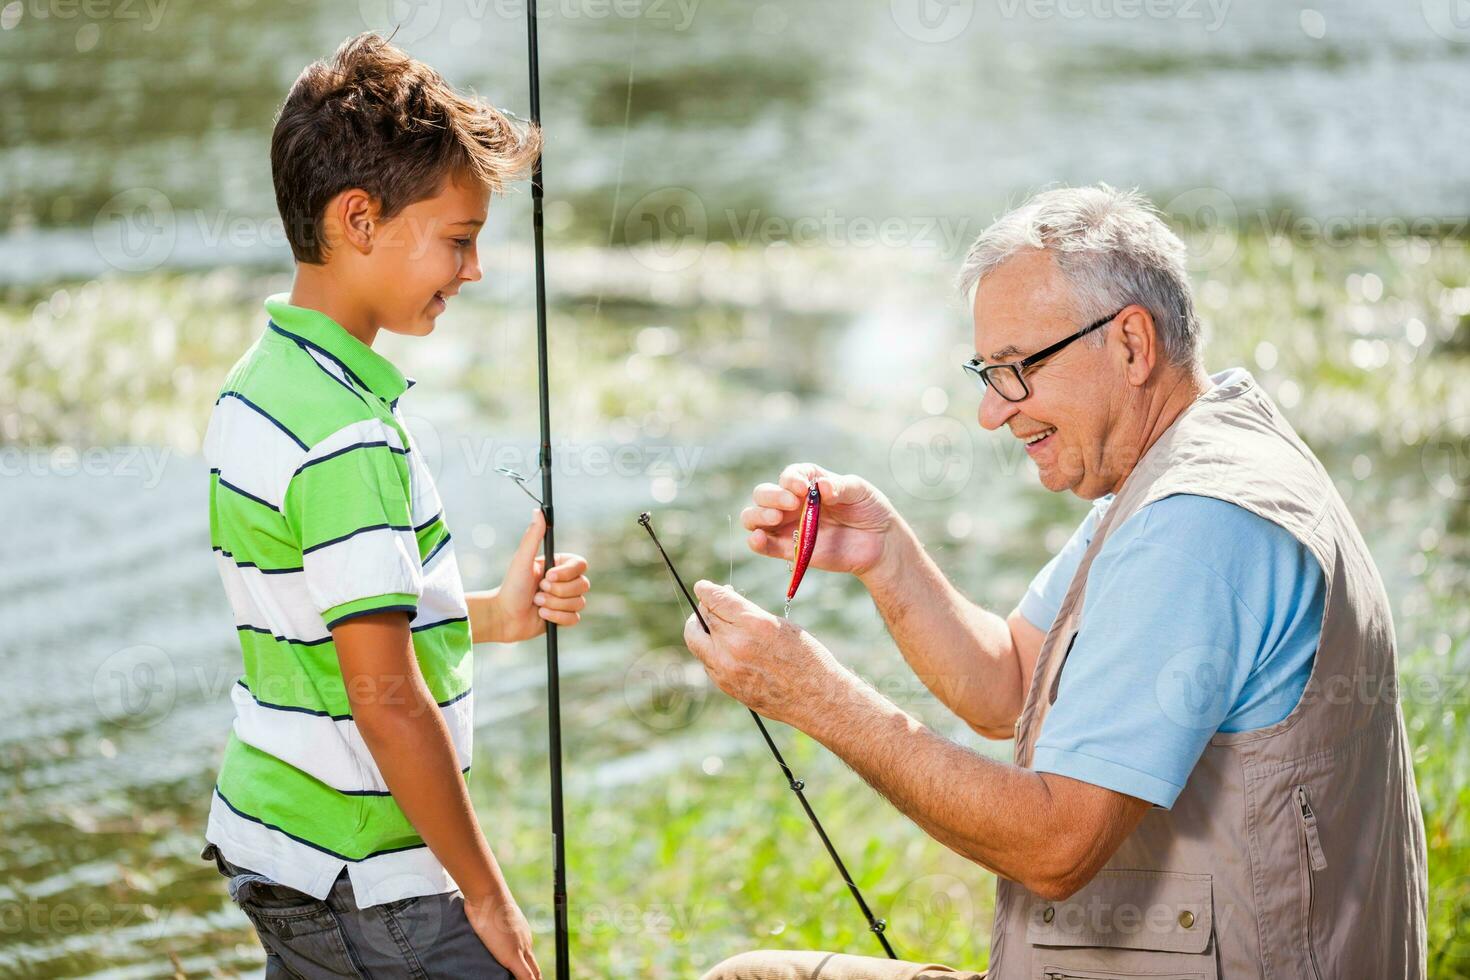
[962, 308, 1125, 403]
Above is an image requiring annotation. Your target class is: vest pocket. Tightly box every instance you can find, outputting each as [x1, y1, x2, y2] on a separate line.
[1026, 869, 1217, 980]
[1294, 783, 1328, 980]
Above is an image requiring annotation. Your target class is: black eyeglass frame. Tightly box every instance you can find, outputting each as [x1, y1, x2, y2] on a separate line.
[963, 307, 1127, 403]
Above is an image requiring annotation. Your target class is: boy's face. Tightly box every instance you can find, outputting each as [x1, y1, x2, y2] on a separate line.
[368, 173, 491, 337]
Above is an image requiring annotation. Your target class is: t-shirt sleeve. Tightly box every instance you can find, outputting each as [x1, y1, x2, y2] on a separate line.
[1018, 495, 1113, 632]
[1030, 494, 1321, 808]
[283, 421, 423, 629]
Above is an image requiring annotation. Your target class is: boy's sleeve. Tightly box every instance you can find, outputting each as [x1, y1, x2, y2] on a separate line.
[283, 421, 423, 630]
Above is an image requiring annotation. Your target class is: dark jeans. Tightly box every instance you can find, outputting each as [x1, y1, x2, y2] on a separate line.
[203, 843, 512, 979]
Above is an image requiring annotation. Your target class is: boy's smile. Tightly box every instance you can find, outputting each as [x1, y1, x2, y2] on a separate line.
[382, 174, 490, 336]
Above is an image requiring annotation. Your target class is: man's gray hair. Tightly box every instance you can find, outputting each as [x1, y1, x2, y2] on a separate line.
[957, 184, 1202, 369]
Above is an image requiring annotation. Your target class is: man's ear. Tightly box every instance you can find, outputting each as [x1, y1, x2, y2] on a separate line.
[1115, 305, 1158, 385]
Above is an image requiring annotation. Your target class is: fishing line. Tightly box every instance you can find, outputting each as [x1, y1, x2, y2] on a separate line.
[637, 512, 897, 958]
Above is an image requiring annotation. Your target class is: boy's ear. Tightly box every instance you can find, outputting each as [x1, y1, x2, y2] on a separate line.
[333, 188, 380, 255]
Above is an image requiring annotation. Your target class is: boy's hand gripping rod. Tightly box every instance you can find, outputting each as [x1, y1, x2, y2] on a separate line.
[637, 511, 897, 959]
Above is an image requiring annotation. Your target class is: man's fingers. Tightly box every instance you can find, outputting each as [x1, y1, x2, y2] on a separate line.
[746, 529, 789, 559]
[814, 472, 867, 504]
[683, 612, 713, 654]
[694, 580, 761, 628]
[778, 462, 826, 497]
[740, 503, 791, 531]
[752, 483, 800, 511]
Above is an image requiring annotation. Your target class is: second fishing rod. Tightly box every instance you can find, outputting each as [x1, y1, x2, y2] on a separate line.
[638, 502, 897, 960]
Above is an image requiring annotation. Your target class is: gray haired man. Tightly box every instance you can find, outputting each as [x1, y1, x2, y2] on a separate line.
[687, 185, 1426, 978]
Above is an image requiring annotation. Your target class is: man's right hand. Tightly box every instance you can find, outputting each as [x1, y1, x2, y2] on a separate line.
[741, 463, 899, 579]
[464, 893, 542, 980]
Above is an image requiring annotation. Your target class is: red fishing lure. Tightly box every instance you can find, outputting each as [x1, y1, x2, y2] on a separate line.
[784, 480, 821, 615]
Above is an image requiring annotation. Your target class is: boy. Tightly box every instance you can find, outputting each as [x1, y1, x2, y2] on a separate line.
[199, 33, 589, 980]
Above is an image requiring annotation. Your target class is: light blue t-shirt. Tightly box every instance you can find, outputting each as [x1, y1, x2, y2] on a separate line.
[1018, 492, 1325, 808]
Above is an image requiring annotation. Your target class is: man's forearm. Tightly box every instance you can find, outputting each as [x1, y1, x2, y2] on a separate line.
[858, 519, 1025, 732]
[355, 681, 511, 905]
[800, 663, 1092, 897]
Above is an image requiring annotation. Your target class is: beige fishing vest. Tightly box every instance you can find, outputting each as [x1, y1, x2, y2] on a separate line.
[987, 369, 1427, 979]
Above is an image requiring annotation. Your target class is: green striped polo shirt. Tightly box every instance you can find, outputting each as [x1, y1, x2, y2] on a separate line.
[202, 294, 474, 908]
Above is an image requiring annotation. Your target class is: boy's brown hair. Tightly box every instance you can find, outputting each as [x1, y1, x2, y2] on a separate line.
[272, 32, 541, 264]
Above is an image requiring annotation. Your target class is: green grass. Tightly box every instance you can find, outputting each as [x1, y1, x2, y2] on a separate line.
[2, 227, 1468, 976]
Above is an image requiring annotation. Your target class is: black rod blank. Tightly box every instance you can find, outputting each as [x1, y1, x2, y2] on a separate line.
[637, 512, 897, 959]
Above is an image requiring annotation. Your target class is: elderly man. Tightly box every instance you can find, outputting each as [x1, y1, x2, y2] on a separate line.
[686, 185, 1426, 979]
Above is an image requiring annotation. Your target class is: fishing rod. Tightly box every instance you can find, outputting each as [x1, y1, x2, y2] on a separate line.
[637, 511, 898, 959]
[524, 3, 571, 975]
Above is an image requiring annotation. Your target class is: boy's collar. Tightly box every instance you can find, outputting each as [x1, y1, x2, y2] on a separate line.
[263, 293, 415, 403]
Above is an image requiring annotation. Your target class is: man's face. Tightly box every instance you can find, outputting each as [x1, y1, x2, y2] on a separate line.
[366, 174, 490, 337]
[972, 249, 1120, 499]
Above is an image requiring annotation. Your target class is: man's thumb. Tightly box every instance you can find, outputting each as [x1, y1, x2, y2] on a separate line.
[817, 473, 863, 503]
[693, 579, 728, 609]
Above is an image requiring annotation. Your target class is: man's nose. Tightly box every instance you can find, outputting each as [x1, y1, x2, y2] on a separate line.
[977, 383, 1019, 431]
